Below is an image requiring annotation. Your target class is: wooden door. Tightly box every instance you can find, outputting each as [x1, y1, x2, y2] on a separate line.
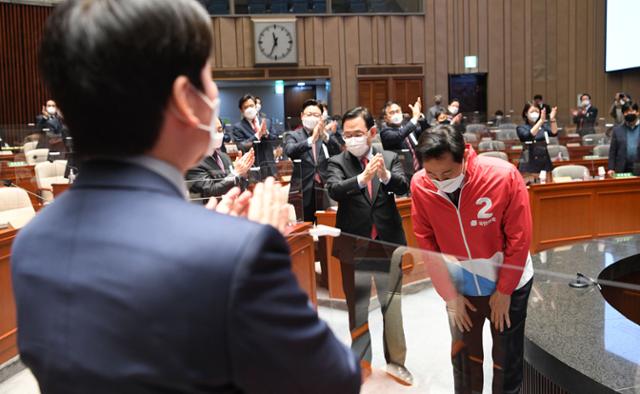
[284, 85, 317, 130]
[392, 78, 424, 113]
[358, 79, 389, 118]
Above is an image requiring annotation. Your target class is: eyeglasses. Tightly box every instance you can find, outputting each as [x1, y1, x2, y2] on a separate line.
[303, 112, 322, 118]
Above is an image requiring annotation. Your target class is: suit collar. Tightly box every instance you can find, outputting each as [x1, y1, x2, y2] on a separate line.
[73, 159, 186, 199]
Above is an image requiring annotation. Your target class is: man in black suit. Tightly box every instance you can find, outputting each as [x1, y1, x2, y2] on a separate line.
[327, 106, 413, 386]
[284, 99, 342, 221]
[186, 117, 255, 202]
[12, 1, 361, 392]
[533, 94, 552, 118]
[35, 100, 66, 135]
[608, 102, 640, 176]
[573, 92, 599, 136]
[232, 94, 277, 177]
[379, 97, 428, 180]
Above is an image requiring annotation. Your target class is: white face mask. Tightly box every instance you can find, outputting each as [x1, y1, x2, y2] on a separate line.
[322, 111, 329, 121]
[582, 99, 590, 107]
[244, 107, 258, 120]
[390, 113, 403, 125]
[448, 105, 459, 115]
[432, 171, 464, 194]
[620, 99, 626, 106]
[47, 106, 56, 115]
[302, 116, 320, 131]
[528, 111, 540, 123]
[256, 104, 262, 113]
[192, 89, 221, 156]
[345, 135, 370, 158]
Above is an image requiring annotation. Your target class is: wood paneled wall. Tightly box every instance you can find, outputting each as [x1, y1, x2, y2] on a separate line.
[0, 2, 51, 125]
[212, 0, 640, 122]
[3, 1, 640, 125]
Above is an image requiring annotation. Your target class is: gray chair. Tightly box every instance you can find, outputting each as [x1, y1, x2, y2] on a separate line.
[478, 140, 506, 152]
[547, 136, 559, 145]
[547, 145, 570, 161]
[463, 132, 478, 143]
[465, 124, 487, 137]
[479, 151, 509, 161]
[552, 165, 590, 181]
[582, 133, 608, 146]
[593, 144, 610, 158]
[495, 129, 518, 141]
[498, 123, 518, 130]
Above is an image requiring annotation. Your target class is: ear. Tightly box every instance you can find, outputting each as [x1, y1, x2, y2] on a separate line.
[170, 76, 200, 128]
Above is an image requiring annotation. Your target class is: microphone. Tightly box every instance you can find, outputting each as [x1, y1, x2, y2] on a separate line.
[2, 179, 49, 204]
[569, 272, 602, 290]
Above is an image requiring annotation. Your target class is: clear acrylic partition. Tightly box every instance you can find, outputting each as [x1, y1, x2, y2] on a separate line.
[281, 221, 640, 393]
[185, 138, 304, 222]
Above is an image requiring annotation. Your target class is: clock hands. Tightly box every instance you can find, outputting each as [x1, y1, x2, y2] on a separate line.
[267, 31, 279, 57]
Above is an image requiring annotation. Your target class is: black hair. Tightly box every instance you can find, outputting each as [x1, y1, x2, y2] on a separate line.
[521, 102, 539, 123]
[449, 98, 460, 105]
[622, 102, 639, 113]
[255, 96, 261, 102]
[416, 125, 465, 163]
[302, 99, 321, 113]
[495, 110, 504, 116]
[238, 94, 256, 109]
[533, 94, 543, 101]
[317, 100, 328, 113]
[381, 101, 400, 118]
[342, 106, 375, 130]
[39, 0, 213, 158]
[580, 93, 592, 100]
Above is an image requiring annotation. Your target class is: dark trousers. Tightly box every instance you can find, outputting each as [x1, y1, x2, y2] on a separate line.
[339, 243, 407, 366]
[449, 279, 533, 394]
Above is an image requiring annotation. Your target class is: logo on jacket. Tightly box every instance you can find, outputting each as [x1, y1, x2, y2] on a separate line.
[470, 197, 496, 227]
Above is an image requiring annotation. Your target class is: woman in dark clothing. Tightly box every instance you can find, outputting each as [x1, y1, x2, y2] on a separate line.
[516, 102, 558, 173]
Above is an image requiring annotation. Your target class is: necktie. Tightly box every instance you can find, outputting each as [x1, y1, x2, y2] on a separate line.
[360, 157, 378, 240]
[405, 136, 420, 171]
[252, 119, 260, 134]
[311, 140, 322, 184]
[213, 152, 226, 175]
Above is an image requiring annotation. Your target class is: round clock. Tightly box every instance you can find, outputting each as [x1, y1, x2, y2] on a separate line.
[257, 24, 294, 62]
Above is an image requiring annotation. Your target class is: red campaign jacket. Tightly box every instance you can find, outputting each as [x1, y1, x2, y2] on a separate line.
[410, 146, 534, 301]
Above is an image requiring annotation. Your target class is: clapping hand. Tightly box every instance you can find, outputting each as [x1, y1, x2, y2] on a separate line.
[373, 154, 389, 182]
[311, 118, 326, 143]
[408, 97, 422, 121]
[550, 106, 557, 121]
[206, 187, 252, 217]
[233, 148, 255, 177]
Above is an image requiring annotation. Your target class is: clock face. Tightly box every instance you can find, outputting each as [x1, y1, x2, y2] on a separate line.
[257, 24, 294, 62]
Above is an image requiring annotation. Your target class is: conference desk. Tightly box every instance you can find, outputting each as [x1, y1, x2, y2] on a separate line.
[551, 158, 608, 176]
[528, 176, 640, 252]
[284, 222, 317, 307]
[0, 227, 17, 365]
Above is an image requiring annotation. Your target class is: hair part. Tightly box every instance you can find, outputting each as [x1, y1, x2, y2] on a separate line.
[416, 125, 465, 163]
[342, 106, 375, 130]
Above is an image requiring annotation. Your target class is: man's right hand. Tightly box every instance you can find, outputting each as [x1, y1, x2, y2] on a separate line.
[41, 106, 49, 118]
[361, 154, 383, 184]
[311, 118, 326, 143]
[607, 170, 616, 178]
[446, 295, 477, 332]
[408, 97, 422, 121]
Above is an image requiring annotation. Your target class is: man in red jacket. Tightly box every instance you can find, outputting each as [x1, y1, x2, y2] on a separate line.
[410, 125, 534, 394]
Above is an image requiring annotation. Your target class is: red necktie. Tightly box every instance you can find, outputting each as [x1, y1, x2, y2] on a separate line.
[360, 157, 378, 240]
[252, 119, 260, 134]
[405, 136, 420, 171]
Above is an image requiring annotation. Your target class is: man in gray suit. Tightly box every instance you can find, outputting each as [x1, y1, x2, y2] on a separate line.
[11, 1, 360, 393]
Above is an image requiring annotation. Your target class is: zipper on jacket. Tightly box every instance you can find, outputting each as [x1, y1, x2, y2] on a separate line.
[427, 184, 483, 296]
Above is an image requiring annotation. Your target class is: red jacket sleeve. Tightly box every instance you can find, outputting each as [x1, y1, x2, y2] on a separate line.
[497, 169, 533, 295]
[411, 182, 458, 301]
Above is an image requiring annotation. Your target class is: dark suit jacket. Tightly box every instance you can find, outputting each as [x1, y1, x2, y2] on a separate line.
[609, 124, 640, 173]
[283, 128, 342, 207]
[186, 151, 247, 201]
[573, 106, 598, 133]
[380, 120, 426, 178]
[232, 118, 277, 177]
[326, 148, 408, 262]
[35, 114, 65, 135]
[11, 159, 359, 394]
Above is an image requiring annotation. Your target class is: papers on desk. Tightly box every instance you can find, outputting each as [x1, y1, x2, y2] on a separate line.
[566, 142, 581, 147]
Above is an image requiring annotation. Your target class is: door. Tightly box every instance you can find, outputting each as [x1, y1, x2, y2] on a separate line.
[358, 79, 389, 118]
[284, 85, 317, 130]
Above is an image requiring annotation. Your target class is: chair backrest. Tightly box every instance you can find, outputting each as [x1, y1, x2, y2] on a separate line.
[23, 141, 38, 154]
[582, 133, 608, 146]
[547, 136, 559, 145]
[463, 133, 478, 143]
[498, 123, 518, 130]
[465, 123, 486, 135]
[495, 129, 518, 141]
[0, 187, 36, 229]
[479, 151, 509, 161]
[547, 145, 570, 161]
[593, 144, 610, 158]
[552, 165, 590, 181]
[26, 148, 49, 165]
[35, 161, 69, 203]
[478, 140, 506, 151]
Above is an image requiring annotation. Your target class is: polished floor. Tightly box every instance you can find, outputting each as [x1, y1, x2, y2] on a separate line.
[0, 285, 496, 394]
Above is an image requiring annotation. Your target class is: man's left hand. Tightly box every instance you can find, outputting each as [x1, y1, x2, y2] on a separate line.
[489, 290, 511, 332]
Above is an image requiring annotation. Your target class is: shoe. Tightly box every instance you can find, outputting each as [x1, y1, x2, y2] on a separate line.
[385, 363, 414, 386]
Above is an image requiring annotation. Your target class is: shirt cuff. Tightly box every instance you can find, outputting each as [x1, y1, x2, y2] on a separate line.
[380, 170, 391, 184]
[410, 118, 418, 125]
[357, 174, 367, 189]
[307, 136, 313, 146]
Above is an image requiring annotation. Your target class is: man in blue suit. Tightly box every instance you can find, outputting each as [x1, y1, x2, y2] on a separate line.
[11, 1, 360, 393]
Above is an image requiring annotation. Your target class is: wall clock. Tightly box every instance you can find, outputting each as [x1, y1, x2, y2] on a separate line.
[253, 19, 297, 65]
